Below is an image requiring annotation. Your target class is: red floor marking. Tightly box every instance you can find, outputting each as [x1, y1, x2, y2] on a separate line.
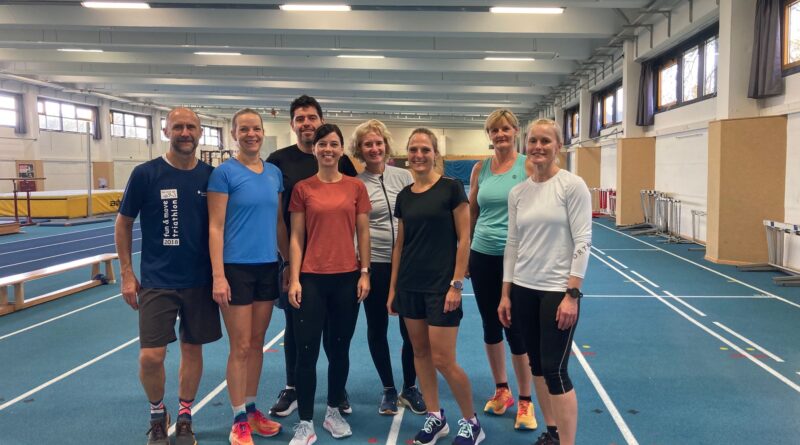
[265, 348, 279, 353]
[406, 440, 414, 444]
[368, 438, 378, 444]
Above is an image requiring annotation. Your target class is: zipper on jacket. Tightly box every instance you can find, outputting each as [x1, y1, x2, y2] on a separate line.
[378, 174, 395, 247]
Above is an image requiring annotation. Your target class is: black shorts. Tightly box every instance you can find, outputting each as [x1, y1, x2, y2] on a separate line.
[395, 289, 462, 327]
[224, 262, 280, 306]
[138, 286, 222, 348]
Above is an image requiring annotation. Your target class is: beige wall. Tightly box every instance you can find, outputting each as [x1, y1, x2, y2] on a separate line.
[615, 138, 655, 226]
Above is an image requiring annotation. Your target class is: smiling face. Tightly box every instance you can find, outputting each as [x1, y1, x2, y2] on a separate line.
[313, 130, 343, 168]
[486, 117, 517, 152]
[406, 132, 437, 174]
[526, 123, 561, 169]
[291, 105, 323, 148]
[358, 131, 386, 170]
[232, 112, 263, 155]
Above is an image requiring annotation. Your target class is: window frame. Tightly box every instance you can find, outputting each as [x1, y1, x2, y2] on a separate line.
[0, 92, 17, 128]
[37, 98, 96, 135]
[655, 24, 719, 113]
[596, 82, 622, 129]
[110, 110, 151, 141]
[783, 0, 800, 75]
[200, 125, 222, 148]
[563, 106, 579, 144]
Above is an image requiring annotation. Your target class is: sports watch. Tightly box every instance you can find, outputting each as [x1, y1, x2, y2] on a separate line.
[566, 288, 583, 299]
[450, 280, 464, 290]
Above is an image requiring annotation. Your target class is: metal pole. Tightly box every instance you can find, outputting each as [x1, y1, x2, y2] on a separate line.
[86, 132, 93, 218]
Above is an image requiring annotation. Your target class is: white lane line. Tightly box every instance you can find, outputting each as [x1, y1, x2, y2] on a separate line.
[0, 294, 120, 341]
[0, 228, 140, 256]
[0, 238, 140, 270]
[713, 322, 784, 363]
[663, 291, 707, 317]
[168, 330, 286, 436]
[386, 406, 406, 445]
[572, 342, 639, 445]
[594, 222, 800, 310]
[629, 270, 659, 288]
[599, 248, 658, 251]
[591, 252, 800, 394]
[591, 246, 606, 255]
[585, 294, 768, 299]
[605, 255, 628, 269]
[0, 337, 140, 412]
[0, 224, 119, 246]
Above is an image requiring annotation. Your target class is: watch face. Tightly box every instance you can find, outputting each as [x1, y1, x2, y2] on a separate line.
[452, 280, 463, 290]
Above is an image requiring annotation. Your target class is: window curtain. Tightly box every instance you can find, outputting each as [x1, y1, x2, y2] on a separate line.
[92, 106, 102, 140]
[563, 110, 572, 145]
[636, 62, 656, 126]
[589, 93, 601, 138]
[748, 0, 783, 98]
[14, 93, 26, 134]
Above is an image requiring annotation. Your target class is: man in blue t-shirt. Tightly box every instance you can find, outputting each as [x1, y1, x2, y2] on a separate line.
[115, 107, 222, 445]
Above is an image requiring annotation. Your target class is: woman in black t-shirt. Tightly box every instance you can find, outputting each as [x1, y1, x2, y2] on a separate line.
[388, 128, 485, 445]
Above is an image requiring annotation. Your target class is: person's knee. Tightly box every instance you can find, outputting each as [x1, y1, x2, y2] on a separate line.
[431, 351, 455, 372]
[506, 330, 527, 356]
[411, 342, 431, 360]
[483, 324, 504, 345]
[543, 368, 573, 395]
[230, 338, 252, 362]
[140, 348, 166, 371]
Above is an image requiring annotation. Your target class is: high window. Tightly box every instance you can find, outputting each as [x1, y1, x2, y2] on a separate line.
[37, 99, 95, 134]
[784, 0, 800, 72]
[597, 83, 623, 128]
[111, 111, 150, 140]
[564, 106, 579, 144]
[0, 93, 16, 127]
[656, 26, 718, 111]
[200, 125, 221, 148]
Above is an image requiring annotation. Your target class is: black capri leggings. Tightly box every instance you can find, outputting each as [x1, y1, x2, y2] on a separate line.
[469, 250, 527, 355]
[292, 271, 360, 421]
[510, 283, 579, 395]
[363, 262, 416, 390]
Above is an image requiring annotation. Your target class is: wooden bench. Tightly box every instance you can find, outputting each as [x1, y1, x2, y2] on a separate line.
[0, 253, 117, 316]
[0, 221, 20, 236]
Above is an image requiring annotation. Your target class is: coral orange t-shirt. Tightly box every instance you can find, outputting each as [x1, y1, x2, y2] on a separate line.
[289, 175, 371, 274]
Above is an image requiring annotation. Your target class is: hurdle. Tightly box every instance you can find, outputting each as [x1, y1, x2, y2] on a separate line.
[738, 220, 800, 286]
[626, 190, 659, 235]
[591, 188, 616, 218]
[689, 210, 707, 251]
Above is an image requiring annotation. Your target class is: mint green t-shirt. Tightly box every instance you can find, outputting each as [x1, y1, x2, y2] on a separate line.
[472, 154, 528, 256]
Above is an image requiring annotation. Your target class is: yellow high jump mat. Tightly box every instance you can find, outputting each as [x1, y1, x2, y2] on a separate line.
[0, 190, 123, 219]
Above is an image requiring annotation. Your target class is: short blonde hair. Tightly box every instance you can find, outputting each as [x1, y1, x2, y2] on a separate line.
[484, 108, 520, 133]
[526, 118, 564, 146]
[350, 119, 394, 162]
[407, 128, 439, 155]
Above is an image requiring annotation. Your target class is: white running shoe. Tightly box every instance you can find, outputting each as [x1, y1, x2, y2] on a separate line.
[289, 420, 317, 445]
[323, 405, 353, 438]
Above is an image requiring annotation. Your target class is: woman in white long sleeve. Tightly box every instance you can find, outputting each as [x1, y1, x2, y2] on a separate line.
[498, 119, 591, 445]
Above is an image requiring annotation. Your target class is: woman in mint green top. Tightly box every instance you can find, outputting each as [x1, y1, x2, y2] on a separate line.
[467, 109, 537, 432]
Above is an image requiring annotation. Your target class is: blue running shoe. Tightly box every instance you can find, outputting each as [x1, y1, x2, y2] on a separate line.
[414, 410, 449, 445]
[451, 417, 485, 445]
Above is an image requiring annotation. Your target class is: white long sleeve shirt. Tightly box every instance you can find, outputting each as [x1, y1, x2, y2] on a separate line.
[503, 169, 592, 291]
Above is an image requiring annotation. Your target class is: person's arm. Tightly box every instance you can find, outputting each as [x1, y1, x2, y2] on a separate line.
[444, 202, 470, 313]
[114, 213, 140, 310]
[556, 178, 592, 330]
[499, 188, 520, 328]
[467, 160, 482, 242]
[288, 211, 306, 308]
[276, 194, 290, 291]
[355, 212, 371, 302]
[207, 191, 230, 308]
[387, 219, 404, 316]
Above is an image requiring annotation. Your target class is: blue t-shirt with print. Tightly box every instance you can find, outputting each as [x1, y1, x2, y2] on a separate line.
[119, 156, 213, 289]
[207, 158, 283, 264]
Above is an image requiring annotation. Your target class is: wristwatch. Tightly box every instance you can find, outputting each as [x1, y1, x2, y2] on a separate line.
[566, 288, 583, 299]
[450, 280, 464, 290]
[360, 267, 371, 275]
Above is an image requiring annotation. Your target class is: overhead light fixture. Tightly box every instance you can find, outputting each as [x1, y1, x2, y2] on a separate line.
[194, 51, 242, 56]
[489, 7, 564, 14]
[337, 54, 384, 59]
[58, 48, 104, 53]
[280, 4, 351, 12]
[82, 2, 151, 9]
[484, 57, 535, 61]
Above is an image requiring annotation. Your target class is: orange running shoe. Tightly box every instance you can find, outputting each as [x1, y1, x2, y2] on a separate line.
[229, 421, 254, 445]
[514, 399, 538, 430]
[483, 387, 514, 415]
[248, 409, 282, 437]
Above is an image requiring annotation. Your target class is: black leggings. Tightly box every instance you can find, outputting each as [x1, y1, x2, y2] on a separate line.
[363, 262, 416, 390]
[292, 272, 360, 421]
[510, 284, 579, 395]
[469, 250, 527, 355]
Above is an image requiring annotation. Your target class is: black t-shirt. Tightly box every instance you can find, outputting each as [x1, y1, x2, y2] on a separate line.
[394, 176, 468, 293]
[266, 144, 358, 231]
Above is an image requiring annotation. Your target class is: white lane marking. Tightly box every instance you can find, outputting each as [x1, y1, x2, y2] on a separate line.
[0, 294, 120, 341]
[386, 406, 406, 445]
[0, 224, 119, 246]
[0, 238, 140, 270]
[591, 252, 800, 394]
[663, 291, 707, 317]
[585, 294, 768, 299]
[629, 270, 659, 288]
[591, 246, 606, 255]
[167, 330, 286, 436]
[594, 222, 800, 310]
[0, 337, 140, 412]
[0, 228, 140, 256]
[572, 342, 639, 445]
[598, 248, 658, 251]
[605, 256, 628, 269]
[712, 322, 784, 363]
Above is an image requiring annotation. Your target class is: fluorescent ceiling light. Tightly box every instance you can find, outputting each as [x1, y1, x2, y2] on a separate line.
[58, 48, 104, 53]
[82, 2, 151, 9]
[490, 7, 564, 14]
[337, 54, 385, 59]
[280, 4, 351, 12]
[194, 51, 242, 56]
[484, 57, 535, 61]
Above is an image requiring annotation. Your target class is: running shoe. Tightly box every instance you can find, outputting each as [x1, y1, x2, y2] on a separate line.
[533, 431, 560, 445]
[289, 421, 317, 445]
[228, 421, 254, 445]
[413, 410, 449, 445]
[514, 399, 538, 430]
[379, 388, 399, 415]
[248, 408, 281, 437]
[399, 386, 427, 415]
[269, 388, 297, 417]
[483, 387, 514, 415]
[146, 413, 169, 445]
[339, 390, 353, 415]
[174, 418, 197, 445]
[323, 406, 353, 438]
[452, 417, 485, 445]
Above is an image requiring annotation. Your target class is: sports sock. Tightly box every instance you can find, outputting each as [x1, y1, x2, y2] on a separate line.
[178, 398, 193, 421]
[149, 400, 166, 421]
[245, 396, 257, 414]
[232, 403, 247, 424]
[547, 425, 559, 439]
[519, 395, 532, 402]
[495, 382, 509, 389]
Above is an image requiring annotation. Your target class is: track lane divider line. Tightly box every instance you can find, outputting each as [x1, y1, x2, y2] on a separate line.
[629, 270, 659, 288]
[0, 228, 141, 256]
[0, 238, 141, 270]
[0, 223, 123, 246]
[386, 406, 406, 445]
[605, 256, 628, 269]
[662, 291, 707, 317]
[712, 322, 785, 363]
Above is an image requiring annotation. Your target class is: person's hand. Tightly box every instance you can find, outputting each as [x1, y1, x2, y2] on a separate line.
[288, 281, 302, 309]
[498, 296, 512, 328]
[281, 266, 290, 292]
[357, 274, 370, 302]
[387, 289, 398, 316]
[212, 276, 231, 308]
[556, 295, 579, 330]
[443, 287, 462, 313]
[121, 271, 140, 310]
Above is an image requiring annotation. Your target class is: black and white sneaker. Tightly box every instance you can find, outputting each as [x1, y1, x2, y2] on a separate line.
[269, 387, 298, 417]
